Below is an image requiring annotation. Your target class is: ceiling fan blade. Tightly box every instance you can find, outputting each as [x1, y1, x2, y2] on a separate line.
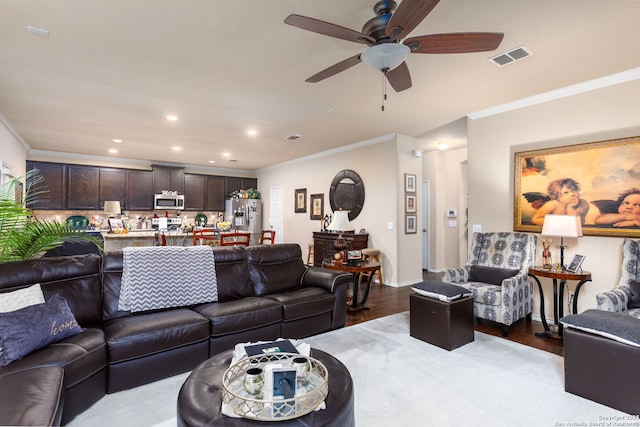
[405, 32, 504, 54]
[285, 14, 375, 44]
[386, 62, 412, 92]
[386, 0, 441, 41]
[305, 54, 363, 83]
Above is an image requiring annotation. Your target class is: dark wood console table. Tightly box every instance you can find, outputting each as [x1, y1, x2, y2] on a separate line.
[312, 231, 368, 267]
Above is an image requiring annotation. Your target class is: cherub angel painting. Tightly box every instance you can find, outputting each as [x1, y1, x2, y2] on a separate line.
[514, 136, 640, 237]
[523, 178, 590, 225]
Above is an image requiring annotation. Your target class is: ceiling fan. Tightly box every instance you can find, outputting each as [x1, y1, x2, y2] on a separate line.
[284, 0, 504, 93]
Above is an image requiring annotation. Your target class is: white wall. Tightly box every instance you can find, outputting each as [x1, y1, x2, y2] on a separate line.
[256, 134, 423, 287]
[0, 116, 28, 177]
[467, 78, 640, 317]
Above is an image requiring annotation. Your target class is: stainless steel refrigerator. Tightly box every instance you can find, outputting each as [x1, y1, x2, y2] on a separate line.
[224, 198, 262, 245]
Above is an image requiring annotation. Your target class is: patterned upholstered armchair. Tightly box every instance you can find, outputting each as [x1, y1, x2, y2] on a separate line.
[442, 232, 537, 336]
[596, 238, 640, 319]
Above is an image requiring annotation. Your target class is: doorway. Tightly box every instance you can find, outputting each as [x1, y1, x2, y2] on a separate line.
[269, 186, 283, 243]
[421, 179, 430, 270]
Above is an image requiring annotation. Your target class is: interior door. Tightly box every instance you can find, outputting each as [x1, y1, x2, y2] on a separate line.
[422, 180, 430, 270]
[269, 186, 283, 243]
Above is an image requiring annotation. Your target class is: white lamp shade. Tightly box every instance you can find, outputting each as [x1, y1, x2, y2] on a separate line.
[327, 210, 354, 232]
[360, 43, 410, 72]
[541, 214, 583, 238]
[103, 201, 121, 215]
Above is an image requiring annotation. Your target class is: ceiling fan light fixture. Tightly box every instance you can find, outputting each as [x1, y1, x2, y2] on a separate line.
[360, 43, 410, 72]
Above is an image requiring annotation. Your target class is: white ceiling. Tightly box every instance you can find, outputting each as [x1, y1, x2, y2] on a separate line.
[1, 0, 640, 171]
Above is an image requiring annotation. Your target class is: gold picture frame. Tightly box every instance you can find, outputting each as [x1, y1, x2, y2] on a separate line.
[514, 135, 640, 237]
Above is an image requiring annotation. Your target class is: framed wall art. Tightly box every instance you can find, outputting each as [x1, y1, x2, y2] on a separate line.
[405, 214, 417, 234]
[294, 188, 307, 213]
[406, 194, 417, 213]
[310, 193, 324, 221]
[405, 173, 416, 193]
[514, 135, 640, 237]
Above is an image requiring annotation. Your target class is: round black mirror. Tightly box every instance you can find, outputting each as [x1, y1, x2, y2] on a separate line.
[329, 169, 365, 221]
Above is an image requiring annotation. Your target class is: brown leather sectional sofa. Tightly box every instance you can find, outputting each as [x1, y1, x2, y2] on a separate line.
[0, 243, 351, 426]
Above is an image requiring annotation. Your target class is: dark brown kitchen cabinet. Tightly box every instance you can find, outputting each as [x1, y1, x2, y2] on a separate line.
[224, 177, 241, 197]
[99, 168, 126, 210]
[126, 170, 153, 210]
[183, 174, 205, 211]
[152, 165, 184, 194]
[242, 178, 258, 191]
[25, 161, 65, 209]
[67, 165, 99, 209]
[205, 176, 225, 211]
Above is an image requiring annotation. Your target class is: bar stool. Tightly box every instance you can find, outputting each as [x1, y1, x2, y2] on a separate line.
[360, 248, 383, 286]
[307, 243, 314, 265]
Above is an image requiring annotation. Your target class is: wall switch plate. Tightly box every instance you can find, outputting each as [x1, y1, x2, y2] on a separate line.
[387, 221, 393, 230]
[448, 220, 457, 228]
[472, 224, 482, 233]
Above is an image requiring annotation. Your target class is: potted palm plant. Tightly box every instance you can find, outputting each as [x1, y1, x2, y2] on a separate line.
[0, 171, 103, 262]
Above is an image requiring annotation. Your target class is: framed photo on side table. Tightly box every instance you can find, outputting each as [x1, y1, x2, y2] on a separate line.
[566, 254, 586, 273]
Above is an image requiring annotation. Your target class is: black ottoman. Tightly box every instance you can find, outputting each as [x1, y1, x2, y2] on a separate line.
[177, 348, 354, 426]
[410, 281, 474, 351]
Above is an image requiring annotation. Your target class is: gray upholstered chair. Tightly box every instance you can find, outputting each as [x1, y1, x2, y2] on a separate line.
[441, 231, 537, 336]
[596, 238, 640, 319]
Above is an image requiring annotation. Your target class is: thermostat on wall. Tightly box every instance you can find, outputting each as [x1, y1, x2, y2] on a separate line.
[446, 209, 457, 218]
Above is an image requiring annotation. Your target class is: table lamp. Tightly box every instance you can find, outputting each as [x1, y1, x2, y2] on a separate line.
[327, 210, 354, 262]
[103, 201, 121, 218]
[541, 214, 583, 271]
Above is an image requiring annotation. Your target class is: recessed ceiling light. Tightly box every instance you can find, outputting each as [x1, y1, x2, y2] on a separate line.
[247, 129, 257, 136]
[166, 115, 178, 121]
[208, 160, 216, 164]
[108, 149, 118, 154]
[172, 146, 181, 151]
[222, 152, 231, 157]
[113, 139, 122, 143]
[438, 142, 449, 151]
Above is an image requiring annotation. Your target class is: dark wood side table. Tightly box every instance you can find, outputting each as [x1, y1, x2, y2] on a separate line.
[528, 266, 592, 340]
[322, 260, 380, 312]
[312, 232, 368, 267]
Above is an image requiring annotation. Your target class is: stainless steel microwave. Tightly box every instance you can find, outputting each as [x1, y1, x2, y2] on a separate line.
[154, 193, 185, 210]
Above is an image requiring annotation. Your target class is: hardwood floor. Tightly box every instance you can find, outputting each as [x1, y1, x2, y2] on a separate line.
[345, 271, 564, 357]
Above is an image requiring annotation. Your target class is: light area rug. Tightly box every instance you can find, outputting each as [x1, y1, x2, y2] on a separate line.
[69, 312, 627, 426]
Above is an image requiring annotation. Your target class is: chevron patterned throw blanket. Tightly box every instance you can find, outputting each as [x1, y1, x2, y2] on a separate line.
[118, 246, 218, 313]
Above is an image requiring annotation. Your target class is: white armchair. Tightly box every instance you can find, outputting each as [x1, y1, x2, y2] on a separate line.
[442, 232, 537, 336]
[596, 238, 640, 319]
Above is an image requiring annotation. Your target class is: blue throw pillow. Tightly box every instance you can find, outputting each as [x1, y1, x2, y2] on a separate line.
[0, 294, 84, 366]
[469, 265, 520, 286]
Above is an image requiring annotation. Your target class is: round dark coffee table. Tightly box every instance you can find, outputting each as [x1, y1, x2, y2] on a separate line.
[177, 348, 354, 426]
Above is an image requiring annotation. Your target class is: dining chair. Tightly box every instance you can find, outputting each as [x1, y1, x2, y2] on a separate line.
[193, 229, 219, 246]
[220, 232, 251, 246]
[259, 230, 276, 245]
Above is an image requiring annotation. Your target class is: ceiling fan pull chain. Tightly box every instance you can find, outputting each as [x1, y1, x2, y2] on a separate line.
[381, 70, 388, 112]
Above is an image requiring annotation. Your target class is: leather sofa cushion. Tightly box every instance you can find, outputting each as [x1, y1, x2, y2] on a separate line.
[0, 367, 64, 426]
[247, 244, 307, 296]
[193, 297, 282, 337]
[211, 246, 254, 301]
[265, 288, 335, 321]
[0, 254, 102, 326]
[103, 309, 209, 363]
[0, 328, 107, 390]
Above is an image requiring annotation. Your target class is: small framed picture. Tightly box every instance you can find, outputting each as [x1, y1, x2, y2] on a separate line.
[566, 254, 586, 273]
[294, 188, 307, 213]
[405, 194, 417, 213]
[405, 214, 417, 234]
[405, 173, 416, 193]
[108, 218, 123, 231]
[310, 193, 324, 220]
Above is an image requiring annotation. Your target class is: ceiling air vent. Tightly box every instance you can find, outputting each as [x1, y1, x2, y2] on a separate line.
[489, 46, 532, 67]
[284, 134, 303, 141]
